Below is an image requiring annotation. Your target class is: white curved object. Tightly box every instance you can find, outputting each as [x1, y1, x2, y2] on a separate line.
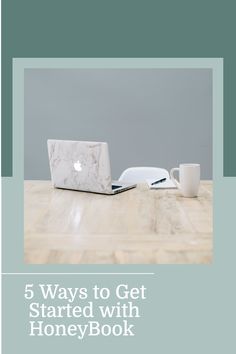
[118, 167, 169, 183]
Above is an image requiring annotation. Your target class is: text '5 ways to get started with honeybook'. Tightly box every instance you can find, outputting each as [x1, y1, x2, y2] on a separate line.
[25, 284, 147, 339]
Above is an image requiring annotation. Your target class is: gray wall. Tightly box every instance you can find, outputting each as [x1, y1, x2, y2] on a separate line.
[24, 68, 212, 179]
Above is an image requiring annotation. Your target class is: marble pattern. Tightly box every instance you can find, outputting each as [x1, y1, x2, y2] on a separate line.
[47, 139, 112, 193]
[24, 181, 213, 264]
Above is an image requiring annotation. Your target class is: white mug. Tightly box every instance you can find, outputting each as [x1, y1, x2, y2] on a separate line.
[170, 164, 200, 197]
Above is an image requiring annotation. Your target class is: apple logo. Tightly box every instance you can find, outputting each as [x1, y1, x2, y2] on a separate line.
[74, 160, 82, 172]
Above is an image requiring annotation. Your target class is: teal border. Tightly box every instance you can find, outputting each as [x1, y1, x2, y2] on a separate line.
[2, 58, 223, 273]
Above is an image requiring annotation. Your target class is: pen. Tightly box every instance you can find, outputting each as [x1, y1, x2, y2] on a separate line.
[151, 178, 166, 186]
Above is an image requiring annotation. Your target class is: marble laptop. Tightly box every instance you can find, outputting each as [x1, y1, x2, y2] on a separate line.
[47, 139, 136, 195]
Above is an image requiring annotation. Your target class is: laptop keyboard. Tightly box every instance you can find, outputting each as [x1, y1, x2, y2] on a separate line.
[112, 185, 122, 190]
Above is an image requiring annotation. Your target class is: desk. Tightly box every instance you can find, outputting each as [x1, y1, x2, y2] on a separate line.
[24, 181, 212, 264]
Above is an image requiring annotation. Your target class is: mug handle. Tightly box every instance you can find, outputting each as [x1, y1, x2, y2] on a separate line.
[170, 168, 180, 189]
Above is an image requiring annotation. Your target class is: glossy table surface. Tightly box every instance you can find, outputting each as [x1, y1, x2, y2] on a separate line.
[24, 180, 213, 264]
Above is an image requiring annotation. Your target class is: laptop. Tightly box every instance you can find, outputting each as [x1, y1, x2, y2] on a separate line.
[47, 139, 136, 195]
